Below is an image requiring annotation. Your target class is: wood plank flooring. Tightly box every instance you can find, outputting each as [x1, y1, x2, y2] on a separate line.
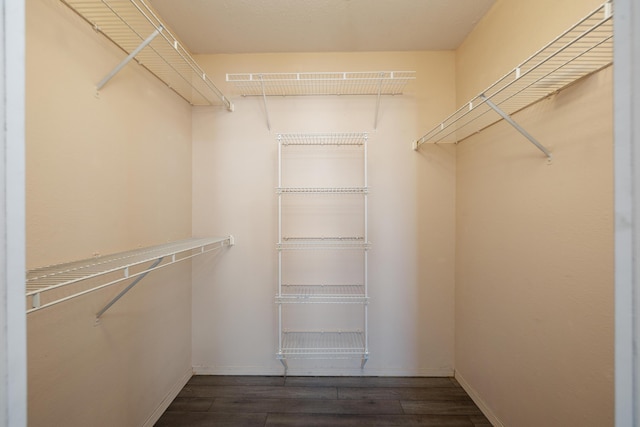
[155, 376, 492, 426]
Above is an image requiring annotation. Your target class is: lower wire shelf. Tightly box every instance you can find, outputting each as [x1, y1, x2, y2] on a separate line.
[278, 331, 368, 359]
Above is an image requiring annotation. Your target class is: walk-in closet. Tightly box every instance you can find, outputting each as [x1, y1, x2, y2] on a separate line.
[1, 0, 635, 425]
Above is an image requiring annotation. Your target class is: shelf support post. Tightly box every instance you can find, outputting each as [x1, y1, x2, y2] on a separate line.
[278, 356, 288, 377]
[32, 293, 40, 310]
[479, 94, 552, 159]
[259, 74, 271, 130]
[95, 256, 164, 320]
[361, 354, 369, 369]
[374, 72, 384, 129]
[96, 26, 163, 91]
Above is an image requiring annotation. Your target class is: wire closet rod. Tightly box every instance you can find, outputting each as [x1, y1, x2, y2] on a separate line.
[26, 236, 234, 314]
[60, 0, 234, 110]
[413, 0, 613, 153]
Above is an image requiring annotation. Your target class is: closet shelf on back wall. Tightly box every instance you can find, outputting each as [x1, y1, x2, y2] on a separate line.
[413, 0, 613, 155]
[59, 0, 233, 109]
[226, 72, 415, 129]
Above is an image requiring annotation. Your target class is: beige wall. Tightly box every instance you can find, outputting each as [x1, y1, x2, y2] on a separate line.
[191, 51, 457, 375]
[454, 1, 614, 425]
[26, 0, 194, 425]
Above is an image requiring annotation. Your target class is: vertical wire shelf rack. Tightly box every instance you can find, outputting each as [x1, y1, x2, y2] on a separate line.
[276, 133, 370, 372]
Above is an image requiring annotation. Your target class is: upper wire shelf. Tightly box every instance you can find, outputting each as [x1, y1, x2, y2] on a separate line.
[414, 1, 613, 150]
[26, 236, 233, 314]
[227, 72, 414, 130]
[278, 133, 368, 146]
[60, 0, 233, 109]
[227, 72, 415, 96]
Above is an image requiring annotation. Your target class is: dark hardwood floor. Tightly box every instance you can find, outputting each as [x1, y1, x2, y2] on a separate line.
[155, 376, 492, 426]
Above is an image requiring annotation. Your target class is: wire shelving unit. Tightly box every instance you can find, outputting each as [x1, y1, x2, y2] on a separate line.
[60, 0, 233, 109]
[276, 133, 370, 373]
[413, 1, 613, 157]
[26, 236, 234, 315]
[226, 72, 415, 129]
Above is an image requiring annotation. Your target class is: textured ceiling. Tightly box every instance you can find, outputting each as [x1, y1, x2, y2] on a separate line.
[148, 0, 496, 54]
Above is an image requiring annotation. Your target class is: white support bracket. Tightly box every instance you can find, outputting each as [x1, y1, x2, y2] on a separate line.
[361, 354, 369, 369]
[259, 74, 271, 131]
[373, 72, 384, 129]
[96, 26, 163, 91]
[278, 355, 288, 378]
[95, 256, 164, 320]
[479, 94, 553, 160]
[32, 293, 40, 310]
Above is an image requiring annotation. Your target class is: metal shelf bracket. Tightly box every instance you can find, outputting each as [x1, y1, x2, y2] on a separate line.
[96, 27, 163, 91]
[479, 94, 552, 160]
[259, 74, 271, 130]
[361, 354, 369, 369]
[95, 256, 164, 320]
[278, 355, 288, 377]
[374, 72, 384, 129]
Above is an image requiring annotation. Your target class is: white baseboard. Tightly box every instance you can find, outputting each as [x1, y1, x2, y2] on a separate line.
[454, 370, 504, 427]
[142, 367, 193, 427]
[192, 365, 453, 377]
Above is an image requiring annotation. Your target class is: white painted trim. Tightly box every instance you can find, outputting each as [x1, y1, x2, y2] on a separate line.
[1, 0, 27, 425]
[142, 368, 193, 427]
[613, 0, 640, 425]
[455, 370, 503, 427]
[192, 365, 454, 377]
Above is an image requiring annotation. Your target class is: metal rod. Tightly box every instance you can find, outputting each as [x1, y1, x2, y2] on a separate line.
[27, 242, 229, 314]
[277, 134, 283, 362]
[95, 257, 164, 319]
[363, 134, 369, 364]
[361, 355, 368, 369]
[96, 27, 162, 90]
[25, 237, 229, 297]
[259, 75, 271, 130]
[279, 357, 288, 377]
[479, 94, 552, 159]
[374, 73, 384, 129]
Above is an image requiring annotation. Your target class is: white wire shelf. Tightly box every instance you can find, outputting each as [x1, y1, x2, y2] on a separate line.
[277, 187, 368, 194]
[276, 285, 367, 304]
[60, 0, 233, 109]
[228, 73, 414, 130]
[227, 72, 415, 96]
[278, 331, 367, 358]
[414, 1, 613, 151]
[278, 237, 370, 250]
[26, 236, 234, 314]
[279, 133, 368, 146]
